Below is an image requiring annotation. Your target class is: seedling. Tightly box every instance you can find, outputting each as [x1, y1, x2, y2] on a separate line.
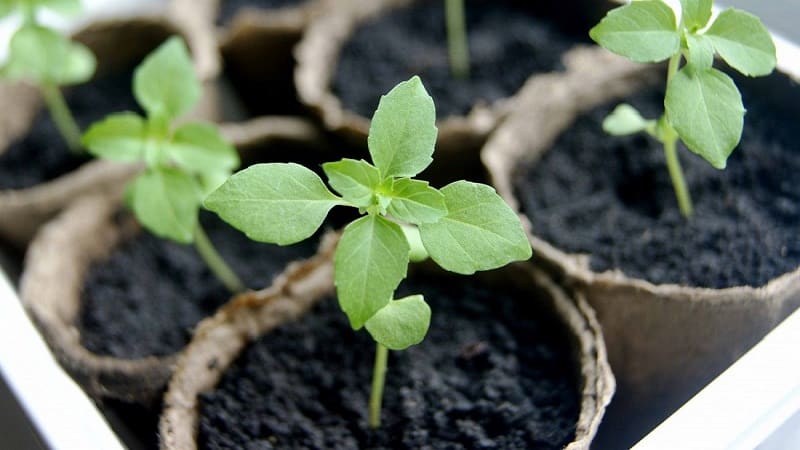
[83, 37, 244, 294]
[590, 0, 775, 217]
[445, 0, 469, 79]
[205, 76, 531, 428]
[0, 0, 96, 153]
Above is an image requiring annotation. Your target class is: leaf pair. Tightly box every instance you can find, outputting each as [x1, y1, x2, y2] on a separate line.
[590, 0, 776, 169]
[83, 37, 238, 244]
[206, 77, 531, 351]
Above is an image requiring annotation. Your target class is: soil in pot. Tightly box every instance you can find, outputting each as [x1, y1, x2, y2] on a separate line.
[217, 0, 308, 25]
[332, 0, 586, 120]
[514, 72, 800, 288]
[0, 70, 139, 190]
[198, 270, 581, 449]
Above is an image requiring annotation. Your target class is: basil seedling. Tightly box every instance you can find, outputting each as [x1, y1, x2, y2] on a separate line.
[205, 76, 532, 428]
[83, 37, 244, 293]
[590, 0, 775, 217]
[0, 0, 96, 153]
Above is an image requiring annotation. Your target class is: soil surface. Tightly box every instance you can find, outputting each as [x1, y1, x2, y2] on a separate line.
[514, 76, 800, 288]
[79, 212, 326, 358]
[217, 0, 308, 24]
[332, 0, 584, 119]
[0, 71, 139, 190]
[199, 270, 580, 449]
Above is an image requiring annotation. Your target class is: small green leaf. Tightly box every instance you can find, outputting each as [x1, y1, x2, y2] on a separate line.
[82, 112, 146, 161]
[133, 36, 200, 121]
[322, 158, 381, 208]
[38, 0, 81, 16]
[204, 163, 343, 245]
[0, 2, 15, 19]
[419, 181, 531, 275]
[705, 9, 776, 77]
[335, 215, 409, 329]
[128, 168, 201, 244]
[589, 0, 680, 63]
[368, 76, 438, 178]
[166, 122, 239, 175]
[685, 32, 715, 71]
[386, 178, 446, 225]
[665, 67, 744, 169]
[603, 103, 654, 136]
[365, 295, 431, 350]
[680, 0, 712, 31]
[2, 25, 95, 85]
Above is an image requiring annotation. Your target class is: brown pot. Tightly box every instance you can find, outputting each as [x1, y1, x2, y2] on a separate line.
[0, 17, 220, 249]
[19, 115, 330, 404]
[482, 45, 800, 441]
[159, 258, 613, 450]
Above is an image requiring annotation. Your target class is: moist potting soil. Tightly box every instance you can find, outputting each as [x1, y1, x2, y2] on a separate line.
[199, 271, 580, 449]
[514, 75, 800, 288]
[0, 70, 139, 190]
[79, 211, 326, 359]
[332, 0, 583, 119]
[217, 0, 308, 25]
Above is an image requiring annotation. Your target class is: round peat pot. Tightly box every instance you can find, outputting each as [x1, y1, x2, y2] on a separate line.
[0, 17, 219, 248]
[482, 47, 800, 445]
[19, 117, 333, 404]
[160, 261, 612, 449]
[214, 0, 326, 116]
[294, 0, 608, 186]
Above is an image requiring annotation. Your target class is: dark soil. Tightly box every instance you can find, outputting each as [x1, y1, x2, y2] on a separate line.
[332, 0, 584, 119]
[514, 75, 800, 289]
[0, 71, 139, 190]
[199, 270, 581, 449]
[217, 0, 308, 25]
[79, 211, 326, 359]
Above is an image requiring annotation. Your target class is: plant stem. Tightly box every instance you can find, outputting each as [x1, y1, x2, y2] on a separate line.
[369, 342, 389, 429]
[40, 82, 83, 154]
[445, 0, 470, 79]
[663, 53, 693, 218]
[193, 222, 245, 294]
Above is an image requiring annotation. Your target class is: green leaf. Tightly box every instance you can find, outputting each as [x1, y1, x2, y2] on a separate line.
[589, 0, 680, 63]
[38, 0, 81, 16]
[685, 32, 714, 71]
[133, 36, 200, 121]
[0, 1, 16, 19]
[680, 0, 712, 31]
[418, 181, 531, 275]
[322, 158, 381, 208]
[365, 295, 431, 350]
[82, 112, 146, 161]
[204, 163, 343, 245]
[2, 25, 95, 85]
[705, 9, 776, 77]
[386, 178, 446, 225]
[602, 103, 654, 136]
[128, 168, 201, 244]
[165, 122, 239, 175]
[665, 67, 744, 169]
[335, 215, 409, 330]
[368, 76, 437, 178]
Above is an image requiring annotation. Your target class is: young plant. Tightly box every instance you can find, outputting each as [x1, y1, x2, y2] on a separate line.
[82, 37, 244, 294]
[0, 0, 96, 153]
[590, 0, 776, 217]
[445, 0, 469, 79]
[205, 76, 532, 428]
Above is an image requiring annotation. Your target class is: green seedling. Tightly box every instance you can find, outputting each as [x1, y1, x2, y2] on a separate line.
[590, 0, 775, 217]
[0, 0, 96, 153]
[83, 37, 244, 294]
[205, 76, 531, 428]
[445, 0, 469, 79]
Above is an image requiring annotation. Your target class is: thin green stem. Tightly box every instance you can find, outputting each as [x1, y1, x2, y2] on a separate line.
[369, 342, 389, 429]
[193, 222, 245, 294]
[445, 0, 470, 80]
[663, 52, 693, 218]
[40, 82, 83, 154]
